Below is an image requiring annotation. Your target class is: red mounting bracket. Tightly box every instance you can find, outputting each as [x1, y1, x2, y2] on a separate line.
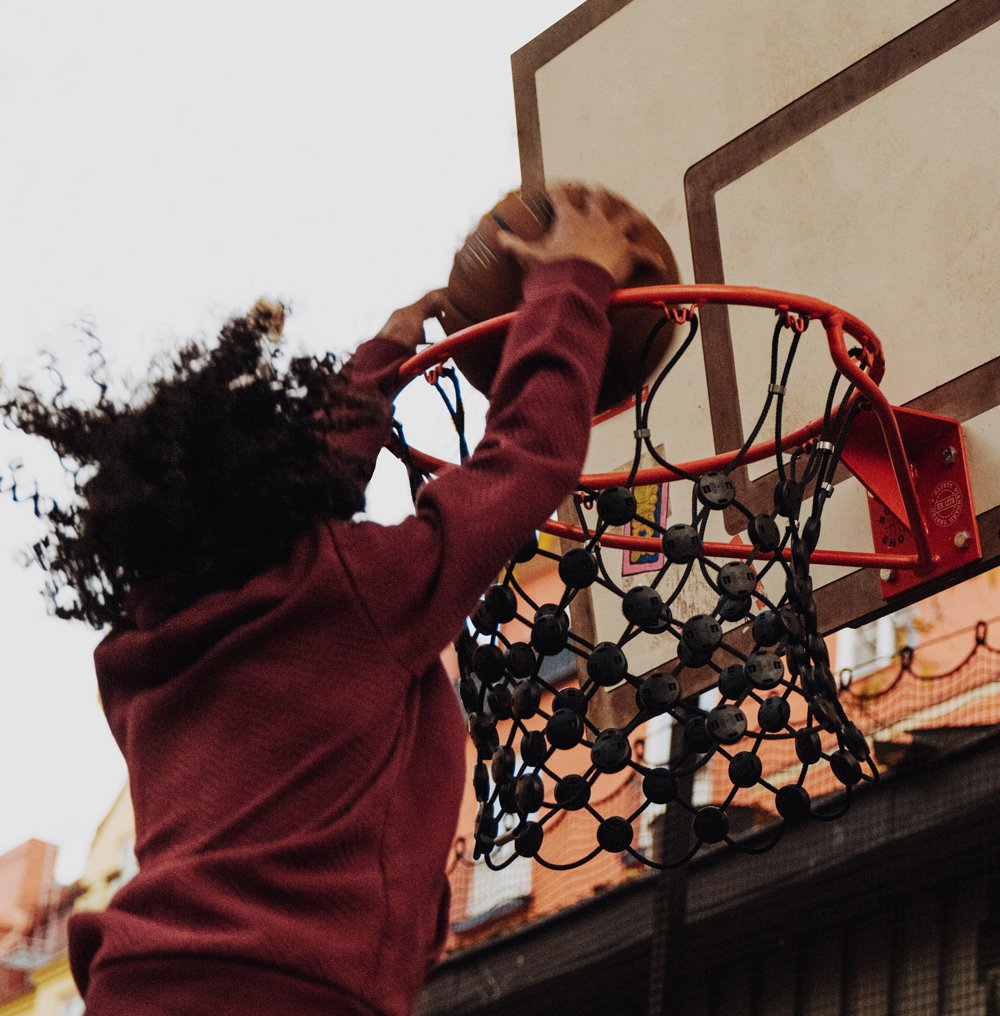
[840, 405, 982, 600]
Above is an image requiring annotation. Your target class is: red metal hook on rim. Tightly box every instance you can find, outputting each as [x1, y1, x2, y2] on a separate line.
[657, 301, 694, 325]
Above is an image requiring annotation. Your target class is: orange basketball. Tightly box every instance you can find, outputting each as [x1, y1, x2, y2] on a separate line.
[441, 183, 680, 413]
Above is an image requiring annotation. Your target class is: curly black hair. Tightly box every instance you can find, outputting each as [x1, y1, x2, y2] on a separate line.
[2, 301, 390, 628]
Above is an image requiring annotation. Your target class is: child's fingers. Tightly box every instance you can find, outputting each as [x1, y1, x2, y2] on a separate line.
[420, 288, 450, 320]
[547, 184, 583, 219]
[495, 229, 536, 267]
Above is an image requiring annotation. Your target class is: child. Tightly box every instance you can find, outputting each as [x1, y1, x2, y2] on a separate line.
[3, 187, 661, 1015]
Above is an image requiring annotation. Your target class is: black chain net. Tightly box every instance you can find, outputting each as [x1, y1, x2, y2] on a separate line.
[394, 305, 880, 870]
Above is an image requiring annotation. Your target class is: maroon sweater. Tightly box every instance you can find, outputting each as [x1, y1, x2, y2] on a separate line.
[68, 259, 614, 1016]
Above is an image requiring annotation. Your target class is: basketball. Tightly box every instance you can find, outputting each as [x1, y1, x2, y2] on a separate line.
[441, 183, 681, 413]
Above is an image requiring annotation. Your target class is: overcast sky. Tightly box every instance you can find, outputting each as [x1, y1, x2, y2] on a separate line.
[0, 0, 580, 884]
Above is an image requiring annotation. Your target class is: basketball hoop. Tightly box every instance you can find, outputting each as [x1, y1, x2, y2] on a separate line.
[393, 285, 981, 869]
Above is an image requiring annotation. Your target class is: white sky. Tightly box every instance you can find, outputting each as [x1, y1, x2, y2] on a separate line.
[0, 0, 580, 884]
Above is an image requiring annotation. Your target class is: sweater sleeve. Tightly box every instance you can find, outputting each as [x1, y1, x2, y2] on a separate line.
[340, 336, 412, 397]
[319, 337, 412, 485]
[329, 258, 614, 676]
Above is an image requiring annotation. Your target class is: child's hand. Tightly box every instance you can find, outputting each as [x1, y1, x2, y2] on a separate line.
[496, 185, 664, 287]
[375, 289, 449, 350]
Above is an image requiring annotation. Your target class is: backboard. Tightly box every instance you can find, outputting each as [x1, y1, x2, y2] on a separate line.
[512, 0, 1000, 690]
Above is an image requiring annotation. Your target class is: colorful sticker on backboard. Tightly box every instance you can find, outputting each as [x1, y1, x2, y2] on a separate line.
[621, 483, 669, 576]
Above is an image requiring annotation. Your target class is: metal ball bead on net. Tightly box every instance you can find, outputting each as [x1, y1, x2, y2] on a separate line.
[395, 287, 891, 871]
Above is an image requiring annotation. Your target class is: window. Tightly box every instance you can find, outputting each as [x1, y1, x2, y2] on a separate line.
[691, 689, 718, 807]
[636, 713, 675, 857]
[837, 608, 919, 680]
[461, 755, 534, 927]
[464, 813, 533, 924]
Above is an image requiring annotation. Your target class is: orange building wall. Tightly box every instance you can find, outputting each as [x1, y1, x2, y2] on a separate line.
[0, 840, 57, 942]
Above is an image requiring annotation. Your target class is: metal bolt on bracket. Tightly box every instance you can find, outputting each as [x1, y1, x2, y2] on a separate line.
[954, 530, 972, 549]
[941, 446, 957, 465]
[879, 568, 897, 583]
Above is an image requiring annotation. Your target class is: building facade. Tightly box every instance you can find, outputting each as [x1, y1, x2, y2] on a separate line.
[0, 787, 136, 1016]
[422, 562, 1000, 1015]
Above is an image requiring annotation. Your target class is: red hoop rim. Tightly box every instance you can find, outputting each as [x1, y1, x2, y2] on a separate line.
[399, 284, 885, 383]
[393, 284, 942, 576]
